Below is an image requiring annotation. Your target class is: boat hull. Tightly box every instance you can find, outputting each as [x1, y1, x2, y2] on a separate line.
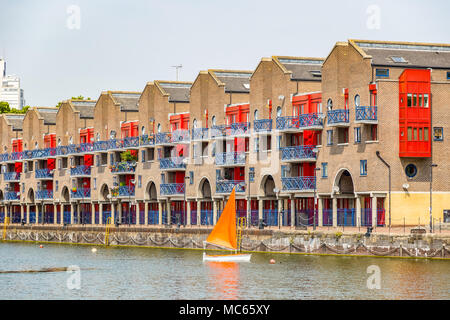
[203, 252, 251, 262]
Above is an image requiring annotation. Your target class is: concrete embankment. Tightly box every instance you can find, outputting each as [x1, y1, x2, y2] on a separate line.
[1, 225, 450, 259]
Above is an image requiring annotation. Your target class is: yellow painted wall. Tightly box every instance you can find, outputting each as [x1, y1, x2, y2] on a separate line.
[390, 192, 450, 226]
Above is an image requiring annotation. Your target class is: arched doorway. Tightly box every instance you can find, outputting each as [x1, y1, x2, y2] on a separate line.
[333, 169, 356, 226]
[145, 181, 159, 225]
[198, 178, 213, 225]
[261, 175, 278, 226]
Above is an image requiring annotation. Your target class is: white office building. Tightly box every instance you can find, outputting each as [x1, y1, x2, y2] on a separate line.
[0, 58, 25, 110]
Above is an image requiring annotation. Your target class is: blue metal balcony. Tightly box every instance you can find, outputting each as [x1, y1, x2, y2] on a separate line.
[227, 122, 250, 136]
[32, 148, 57, 159]
[22, 150, 33, 160]
[281, 176, 316, 191]
[3, 172, 20, 181]
[5, 192, 20, 201]
[70, 165, 91, 176]
[110, 161, 137, 173]
[355, 106, 377, 123]
[123, 136, 139, 148]
[9, 152, 23, 161]
[281, 145, 317, 162]
[108, 139, 124, 150]
[118, 185, 136, 197]
[160, 183, 185, 196]
[276, 116, 300, 131]
[210, 125, 227, 139]
[56, 145, 71, 156]
[192, 128, 209, 140]
[71, 188, 91, 199]
[155, 132, 172, 145]
[0, 153, 8, 162]
[140, 134, 155, 146]
[215, 152, 246, 166]
[36, 190, 53, 200]
[298, 113, 324, 129]
[254, 119, 272, 133]
[216, 180, 245, 193]
[35, 168, 53, 179]
[337, 208, 355, 226]
[171, 130, 190, 143]
[327, 109, 349, 126]
[78, 143, 94, 153]
[93, 140, 113, 152]
[159, 157, 186, 170]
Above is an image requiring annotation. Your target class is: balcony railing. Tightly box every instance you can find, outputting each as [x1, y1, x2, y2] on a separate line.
[171, 130, 190, 143]
[32, 148, 57, 158]
[93, 140, 113, 152]
[3, 172, 20, 181]
[155, 132, 172, 145]
[114, 185, 136, 197]
[110, 161, 137, 173]
[355, 106, 377, 122]
[298, 113, 324, 129]
[210, 125, 227, 138]
[159, 157, 186, 170]
[35, 168, 53, 179]
[327, 109, 349, 125]
[56, 145, 71, 156]
[36, 190, 53, 200]
[192, 128, 209, 140]
[78, 143, 94, 153]
[281, 145, 316, 162]
[0, 154, 8, 162]
[10, 152, 23, 161]
[215, 152, 246, 166]
[276, 116, 300, 131]
[216, 180, 245, 193]
[70, 165, 91, 176]
[71, 188, 91, 199]
[140, 134, 155, 146]
[123, 136, 139, 148]
[254, 119, 272, 132]
[227, 122, 250, 136]
[160, 183, 185, 196]
[5, 192, 20, 201]
[22, 150, 33, 160]
[281, 176, 316, 191]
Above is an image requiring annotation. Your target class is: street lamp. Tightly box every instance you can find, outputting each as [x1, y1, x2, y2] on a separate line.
[430, 163, 438, 233]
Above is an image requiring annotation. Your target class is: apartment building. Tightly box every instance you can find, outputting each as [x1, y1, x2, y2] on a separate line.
[0, 39, 449, 228]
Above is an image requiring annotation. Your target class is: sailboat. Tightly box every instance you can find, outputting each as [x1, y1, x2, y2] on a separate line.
[203, 187, 251, 262]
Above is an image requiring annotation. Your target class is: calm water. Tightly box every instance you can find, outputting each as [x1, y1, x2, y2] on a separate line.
[0, 242, 448, 300]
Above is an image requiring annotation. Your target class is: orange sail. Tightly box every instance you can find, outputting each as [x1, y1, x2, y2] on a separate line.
[205, 187, 236, 250]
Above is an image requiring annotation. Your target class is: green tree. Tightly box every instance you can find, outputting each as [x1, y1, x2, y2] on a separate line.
[56, 95, 91, 108]
[0, 101, 11, 113]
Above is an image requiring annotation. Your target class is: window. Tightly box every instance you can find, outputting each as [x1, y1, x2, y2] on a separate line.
[354, 94, 360, 107]
[157, 124, 161, 133]
[254, 109, 258, 121]
[277, 135, 282, 150]
[189, 171, 194, 185]
[391, 56, 407, 63]
[354, 127, 361, 143]
[161, 173, 165, 184]
[407, 94, 412, 107]
[327, 99, 333, 111]
[370, 124, 378, 141]
[423, 94, 429, 108]
[281, 165, 288, 178]
[424, 127, 429, 141]
[211, 141, 216, 157]
[433, 127, 443, 141]
[193, 119, 197, 129]
[138, 175, 142, 188]
[447, 71, 450, 80]
[321, 163, 328, 178]
[110, 154, 114, 165]
[327, 130, 333, 145]
[360, 160, 368, 176]
[141, 150, 146, 162]
[276, 107, 282, 117]
[211, 116, 216, 127]
[407, 127, 412, 141]
[58, 159, 62, 169]
[55, 181, 59, 192]
[375, 68, 389, 77]
[405, 164, 417, 178]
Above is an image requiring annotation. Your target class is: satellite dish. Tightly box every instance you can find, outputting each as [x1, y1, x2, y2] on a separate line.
[333, 186, 340, 193]
[402, 183, 409, 189]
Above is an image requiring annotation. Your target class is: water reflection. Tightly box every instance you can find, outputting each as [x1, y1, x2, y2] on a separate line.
[205, 262, 239, 300]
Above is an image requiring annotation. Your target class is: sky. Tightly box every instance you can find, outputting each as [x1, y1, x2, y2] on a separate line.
[0, 0, 449, 107]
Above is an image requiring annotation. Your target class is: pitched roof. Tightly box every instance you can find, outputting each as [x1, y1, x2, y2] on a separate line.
[110, 92, 141, 112]
[273, 56, 324, 81]
[209, 70, 252, 93]
[351, 40, 450, 69]
[4, 114, 25, 131]
[156, 81, 192, 103]
[35, 107, 58, 125]
[70, 100, 96, 119]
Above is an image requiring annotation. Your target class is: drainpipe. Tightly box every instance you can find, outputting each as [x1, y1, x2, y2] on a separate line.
[375, 151, 390, 233]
